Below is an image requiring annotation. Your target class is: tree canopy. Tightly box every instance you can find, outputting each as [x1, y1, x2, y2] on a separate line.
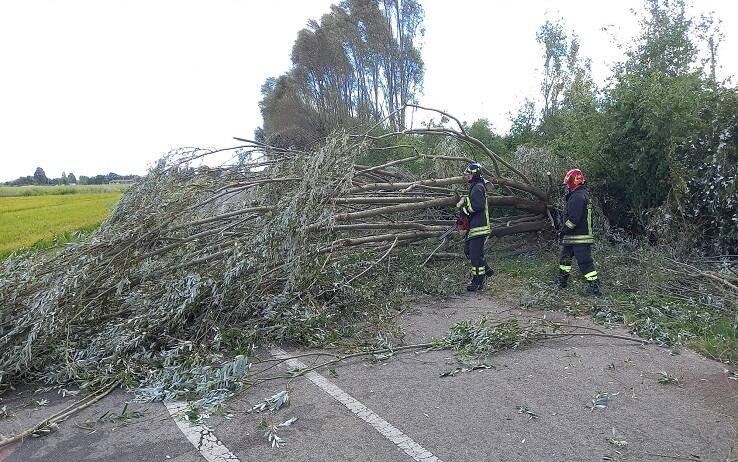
[259, 0, 424, 148]
[502, 0, 737, 254]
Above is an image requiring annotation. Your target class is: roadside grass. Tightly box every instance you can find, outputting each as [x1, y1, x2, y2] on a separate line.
[0, 184, 130, 197]
[691, 319, 738, 363]
[490, 237, 738, 366]
[0, 193, 122, 259]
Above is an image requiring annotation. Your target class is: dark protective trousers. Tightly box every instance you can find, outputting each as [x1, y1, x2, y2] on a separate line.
[559, 244, 598, 281]
[464, 236, 488, 276]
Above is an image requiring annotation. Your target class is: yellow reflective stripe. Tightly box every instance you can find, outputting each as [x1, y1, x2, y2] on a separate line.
[559, 265, 572, 272]
[587, 203, 593, 236]
[562, 235, 593, 244]
[584, 271, 598, 281]
[464, 187, 491, 238]
[468, 226, 490, 238]
[465, 196, 473, 213]
[461, 195, 473, 214]
[564, 219, 576, 229]
[470, 267, 485, 275]
[469, 192, 491, 238]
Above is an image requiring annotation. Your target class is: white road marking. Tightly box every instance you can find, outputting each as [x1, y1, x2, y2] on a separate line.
[165, 401, 240, 462]
[272, 346, 444, 462]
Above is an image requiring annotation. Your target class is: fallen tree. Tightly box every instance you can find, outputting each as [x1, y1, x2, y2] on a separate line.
[0, 108, 552, 406]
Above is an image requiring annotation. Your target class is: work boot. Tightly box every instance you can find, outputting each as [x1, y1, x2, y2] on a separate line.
[466, 275, 485, 292]
[484, 265, 495, 277]
[588, 280, 601, 296]
[557, 270, 570, 289]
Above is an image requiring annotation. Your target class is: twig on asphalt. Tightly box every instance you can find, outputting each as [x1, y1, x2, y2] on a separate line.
[0, 381, 120, 448]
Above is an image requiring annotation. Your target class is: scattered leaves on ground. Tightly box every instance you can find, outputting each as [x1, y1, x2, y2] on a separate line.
[247, 390, 290, 414]
[588, 391, 609, 411]
[439, 363, 494, 377]
[658, 371, 679, 385]
[0, 405, 14, 420]
[516, 404, 538, 421]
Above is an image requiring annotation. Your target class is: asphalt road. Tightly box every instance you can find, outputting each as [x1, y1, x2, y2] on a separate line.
[1, 293, 736, 462]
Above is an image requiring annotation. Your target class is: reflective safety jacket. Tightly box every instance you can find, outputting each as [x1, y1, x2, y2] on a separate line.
[561, 186, 593, 244]
[459, 178, 490, 239]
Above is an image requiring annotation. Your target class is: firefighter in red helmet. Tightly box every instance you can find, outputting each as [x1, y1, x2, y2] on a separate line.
[558, 168, 600, 295]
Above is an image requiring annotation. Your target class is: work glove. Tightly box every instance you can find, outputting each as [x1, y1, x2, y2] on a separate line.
[456, 197, 465, 208]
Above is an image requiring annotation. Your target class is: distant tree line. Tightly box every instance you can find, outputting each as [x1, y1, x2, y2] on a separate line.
[3, 167, 140, 186]
[258, 0, 424, 148]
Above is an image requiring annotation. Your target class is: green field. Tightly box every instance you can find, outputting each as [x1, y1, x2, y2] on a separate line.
[0, 192, 122, 259]
[0, 184, 130, 197]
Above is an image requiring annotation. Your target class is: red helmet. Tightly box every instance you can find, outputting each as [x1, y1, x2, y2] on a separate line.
[563, 168, 585, 191]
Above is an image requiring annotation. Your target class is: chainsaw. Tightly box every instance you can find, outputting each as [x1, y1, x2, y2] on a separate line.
[437, 214, 470, 241]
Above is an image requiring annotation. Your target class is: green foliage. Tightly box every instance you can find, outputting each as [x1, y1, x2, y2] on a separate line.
[511, 0, 737, 253]
[511, 146, 570, 201]
[536, 19, 570, 118]
[465, 119, 511, 159]
[627, 0, 696, 77]
[281, 243, 466, 345]
[97, 403, 147, 425]
[593, 1, 737, 251]
[506, 100, 538, 149]
[597, 70, 704, 227]
[678, 84, 738, 254]
[33, 167, 48, 185]
[435, 318, 528, 360]
[506, 18, 597, 157]
[260, 0, 425, 147]
[137, 355, 252, 406]
[543, 77, 601, 168]
[498, 239, 737, 365]
[691, 319, 738, 364]
[657, 371, 679, 385]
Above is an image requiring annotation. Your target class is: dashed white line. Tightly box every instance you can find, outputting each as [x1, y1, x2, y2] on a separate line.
[272, 346, 444, 462]
[166, 348, 443, 462]
[165, 401, 240, 462]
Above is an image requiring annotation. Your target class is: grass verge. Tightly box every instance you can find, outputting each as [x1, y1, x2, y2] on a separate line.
[489, 237, 737, 366]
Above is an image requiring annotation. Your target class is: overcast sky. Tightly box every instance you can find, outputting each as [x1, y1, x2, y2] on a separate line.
[1, 0, 736, 182]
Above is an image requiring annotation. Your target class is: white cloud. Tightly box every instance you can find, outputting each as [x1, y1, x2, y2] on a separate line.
[1, 0, 736, 181]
